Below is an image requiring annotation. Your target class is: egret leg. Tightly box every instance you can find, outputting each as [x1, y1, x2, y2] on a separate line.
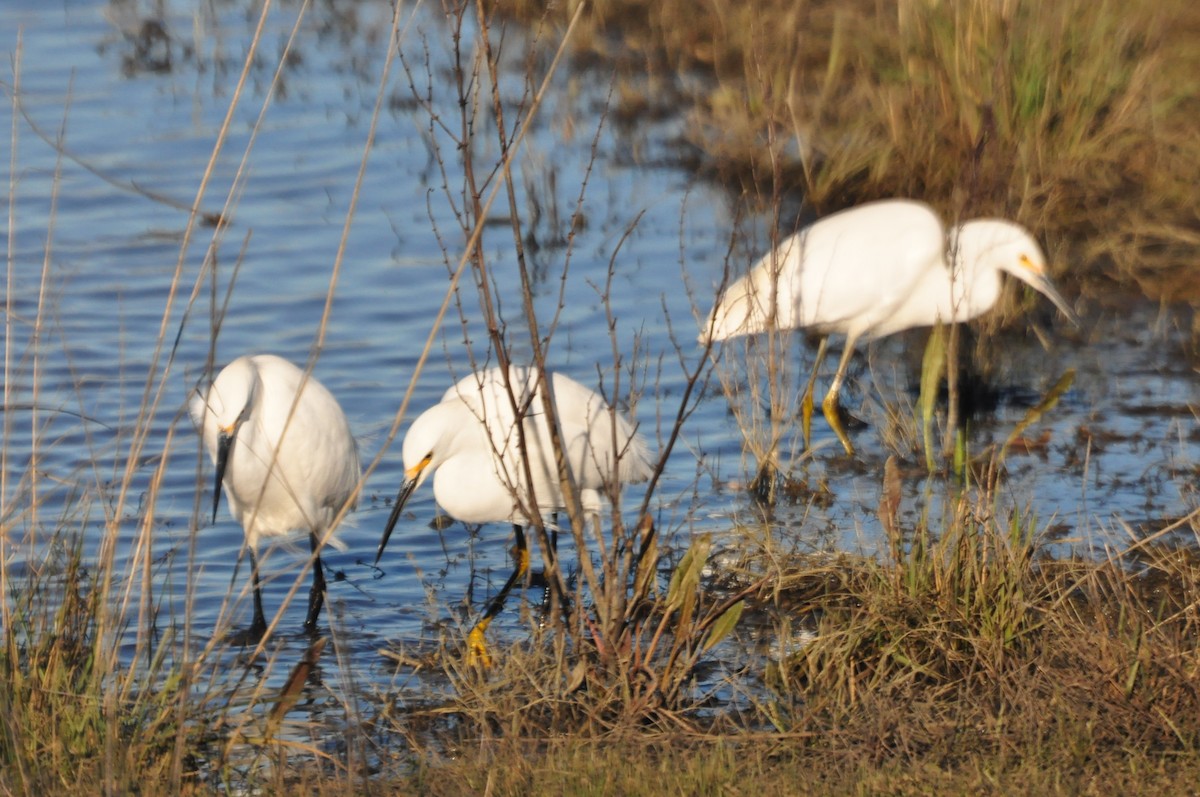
[823, 336, 860, 456]
[467, 524, 530, 667]
[539, 515, 560, 613]
[801, 337, 830, 450]
[304, 530, 327, 634]
[227, 548, 269, 646]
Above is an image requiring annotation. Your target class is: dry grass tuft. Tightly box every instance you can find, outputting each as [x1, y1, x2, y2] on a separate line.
[499, 0, 1200, 301]
[4, 1, 1198, 794]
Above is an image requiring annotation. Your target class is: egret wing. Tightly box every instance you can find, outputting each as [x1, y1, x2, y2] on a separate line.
[791, 200, 946, 337]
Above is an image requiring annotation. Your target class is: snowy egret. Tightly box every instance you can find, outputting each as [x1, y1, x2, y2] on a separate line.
[701, 199, 1078, 454]
[374, 365, 652, 663]
[190, 354, 360, 642]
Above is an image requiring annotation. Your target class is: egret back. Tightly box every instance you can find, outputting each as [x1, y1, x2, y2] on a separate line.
[846, 217, 1058, 337]
[420, 366, 651, 524]
[192, 354, 360, 550]
[702, 199, 946, 342]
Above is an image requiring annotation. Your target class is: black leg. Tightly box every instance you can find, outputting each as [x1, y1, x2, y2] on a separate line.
[227, 547, 269, 646]
[304, 530, 327, 634]
[540, 515, 560, 613]
[250, 547, 268, 637]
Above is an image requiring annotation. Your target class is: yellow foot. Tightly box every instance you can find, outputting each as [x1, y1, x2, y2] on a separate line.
[467, 625, 493, 668]
[822, 394, 856, 456]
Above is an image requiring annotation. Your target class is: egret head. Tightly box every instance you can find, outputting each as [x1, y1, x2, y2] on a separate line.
[191, 357, 260, 522]
[955, 220, 1078, 326]
[400, 406, 452, 483]
[375, 404, 454, 566]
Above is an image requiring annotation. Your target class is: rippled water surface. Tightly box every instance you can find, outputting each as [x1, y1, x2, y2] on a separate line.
[2, 0, 1196, 697]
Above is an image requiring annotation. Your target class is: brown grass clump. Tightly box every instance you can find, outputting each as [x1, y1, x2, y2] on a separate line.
[0, 538, 202, 794]
[5, 2, 1198, 794]
[370, 482, 1200, 795]
[497, 0, 1200, 301]
[366, 499, 1200, 795]
[748, 469, 1200, 791]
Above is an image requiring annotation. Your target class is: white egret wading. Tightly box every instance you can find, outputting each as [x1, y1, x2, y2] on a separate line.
[374, 365, 652, 663]
[701, 199, 1078, 454]
[190, 354, 360, 642]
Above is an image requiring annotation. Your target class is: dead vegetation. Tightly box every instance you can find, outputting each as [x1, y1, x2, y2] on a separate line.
[504, 0, 1200, 303]
[2, 1, 1198, 795]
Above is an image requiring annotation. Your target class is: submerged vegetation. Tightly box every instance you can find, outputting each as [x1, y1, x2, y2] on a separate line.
[1, 0, 1197, 794]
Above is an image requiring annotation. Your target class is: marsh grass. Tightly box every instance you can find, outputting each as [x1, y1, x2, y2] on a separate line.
[506, 0, 1200, 302]
[0, 529, 206, 792]
[3, 1, 1199, 794]
[754, 459, 1200, 780]
[380, 489, 1200, 794]
[1, 2, 378, 792]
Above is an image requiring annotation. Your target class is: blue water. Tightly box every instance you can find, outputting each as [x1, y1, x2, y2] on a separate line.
[1, 0, 1195, 703]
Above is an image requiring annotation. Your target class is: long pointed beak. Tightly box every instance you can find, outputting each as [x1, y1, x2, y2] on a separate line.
[375, 469, 422, 566]
[212, 429, 233, 523]
[1034, 273, 1080, 327]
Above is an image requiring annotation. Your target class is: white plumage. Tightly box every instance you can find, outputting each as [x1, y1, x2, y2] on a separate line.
[190, 353, 360, 641]
[406, 366, 650, 524]
[702, 199, 1076, 453]
[374, 365, 652, 662]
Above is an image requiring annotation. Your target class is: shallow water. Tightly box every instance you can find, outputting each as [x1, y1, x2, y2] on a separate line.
[1, 0, 1196, 705]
